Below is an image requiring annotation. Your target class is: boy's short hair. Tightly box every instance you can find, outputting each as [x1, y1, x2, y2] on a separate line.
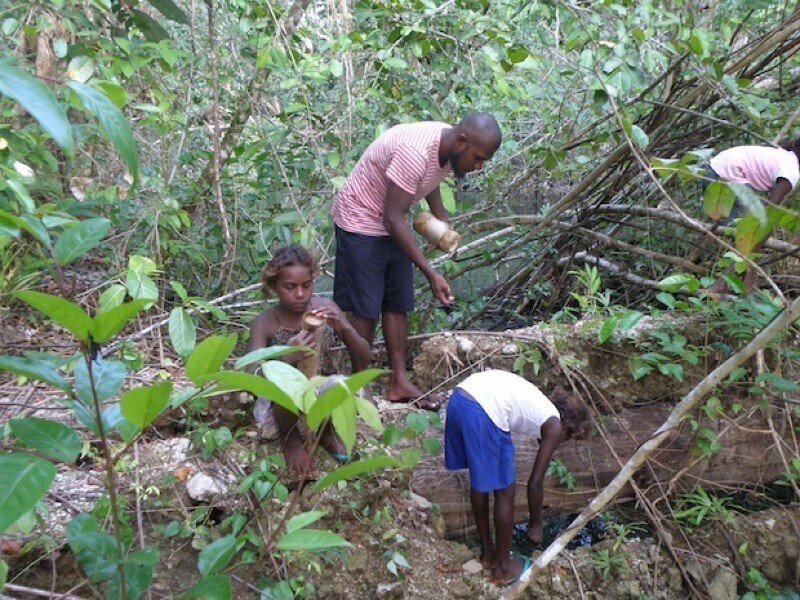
[549, 386, 591, 441]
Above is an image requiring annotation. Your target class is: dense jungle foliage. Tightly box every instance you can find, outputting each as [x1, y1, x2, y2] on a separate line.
[2, 0, 800, 597]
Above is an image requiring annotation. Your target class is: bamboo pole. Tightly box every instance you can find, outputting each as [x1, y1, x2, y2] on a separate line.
[507, 294, 800, 599]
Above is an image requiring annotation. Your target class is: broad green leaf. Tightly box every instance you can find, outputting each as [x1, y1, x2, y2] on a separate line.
[106, 547, 158, 600]
[178, 575, 231, 600]
[208, 371, 297, 415]
[734, 213, 770, 256]
[285, 510, 327, 533]
[439, 181, 456, 213]
[129, 8, 170, 42]
[94, 81, 126, 108]
[54, 218, 111, 265]
[66, 514, 118, 582]
[0, 453, 57, 532]
[657, 274, 698, 293]
[598, 317, 616, 343]
[233, 346, 296, 369]
[422, 436, 441, 455]
[312, 455, 402, 492]
[147, 0, 189, 24]
[0, 355, 69, 391]
[767, 377, 800, 392]
[630, 125, 649, 149]
[128, 254, 158, 275]
[74, 358, 125, 404]
[0, 558, 7, 590]
[356, 396, 384, 434]
[0, 210, 51, 247]
[185, 334, 237, 384]
[330, 393, 356, 455]
[0, 214, 20, 237]
[121, 382, 172, 428]
[197, 535, 236, 576]
[14, 291, 92, 342]
[9, 417, 81, 462]
[342, 369, 388, 396]
[169, 281, 188, 301]
[703, 182, 735, 222]
[66, 399, 99, 434]
[0, 63, 74, 152]
[169, 307, 196, 357]
[260, 360, 308, 402]
[306, 379, 349, 431]
[275, 529, 351, 552]
[98, 284, 127, 312]
[617, 310, 644, 330]
[6, 179, 35, 213]
[92, 299, 150, 343]
[729, 183, 767, 226]
[67, 81, 138, 183]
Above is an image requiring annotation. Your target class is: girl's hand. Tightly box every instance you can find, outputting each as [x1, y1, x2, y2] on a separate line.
[284, 329, 316, 364]
[308, 306, 346, 333]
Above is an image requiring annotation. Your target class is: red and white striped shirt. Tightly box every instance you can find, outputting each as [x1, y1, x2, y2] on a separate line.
[332, 122, 452, 236]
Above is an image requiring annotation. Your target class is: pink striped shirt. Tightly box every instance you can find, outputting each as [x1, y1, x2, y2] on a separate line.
[710, 146, 800, 192]
[332, 122, 452, 236]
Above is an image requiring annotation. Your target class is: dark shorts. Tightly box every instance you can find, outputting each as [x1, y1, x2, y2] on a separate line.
[444, 388, 515, 493]
[333, 225, 414, 319]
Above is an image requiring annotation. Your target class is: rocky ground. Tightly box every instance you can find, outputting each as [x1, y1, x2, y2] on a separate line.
[2, 304, 800, 599]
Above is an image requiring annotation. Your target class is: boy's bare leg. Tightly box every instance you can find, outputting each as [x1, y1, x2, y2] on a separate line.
[491, 483, 526, 582]
[470, 489, 495, 568]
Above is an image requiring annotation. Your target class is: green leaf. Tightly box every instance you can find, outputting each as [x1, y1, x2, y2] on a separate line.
[312, 455, 402, 492]
[260, 361, 308, 403]
[129, 8, 170, 42]
[107, 547, 158, 600]
[657, 274, 698, 293]
[146, 0, 189, 24]
[0, 355, 69, 391]
[306, 378, 349, 431]
[439, 181, 456, 213]
[98, 284, 127, 312]
[0, 63, 74, 152]
[703, 182, 735, 222]
[65, 399, 99, 434]
[197, 535, 236, 576]
[233, 346, 297, 370]
[285, 510, 326, 533]
[768, 377, 800, 392]
[9, 417, 81, 462]
[208, 371, 297, 415]
[67, 81, 138, 183]
[54, 218, 111, 265]
[92, 299, 150, 343]
[356, 395, 384, 434]
[185, 334, 237, 384]
[0, 453, 57, 532]
[276, 529, 351, 552]
[0, 559, 7, 591]
[74, 358, 126, 404]
[630, 125, 649, 149]
[66, 514, 119, 582]
[14, 291, 93, 342]
[330, 393, 357, 455]
[598, 316, 616, 343]
[7, 179, 36, 213]
[422, 436, 441, 455]
[169, 307, 196, 357]
[617, 310, 643, 330]
[342, 369, 388, 396]
[178, 575, 231, 600]
[121, 382, 172, 428]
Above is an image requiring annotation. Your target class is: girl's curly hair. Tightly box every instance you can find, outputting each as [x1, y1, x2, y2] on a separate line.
[260, 245, 319, 298]
[549, 385, 592, 441]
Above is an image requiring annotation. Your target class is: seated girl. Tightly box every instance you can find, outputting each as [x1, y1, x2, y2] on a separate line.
[247, 245, 371, 477]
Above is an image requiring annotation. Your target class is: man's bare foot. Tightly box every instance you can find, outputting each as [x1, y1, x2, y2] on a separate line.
[386, 377, 442, 411]
[281, 432, 317, 479]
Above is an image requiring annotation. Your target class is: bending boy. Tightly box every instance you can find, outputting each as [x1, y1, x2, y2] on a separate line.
[444, 369, 589, 586]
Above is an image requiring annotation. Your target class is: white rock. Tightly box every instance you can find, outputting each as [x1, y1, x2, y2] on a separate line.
[409, 491, 432, 510]
[186, 472, 226, 502]
[462, 559, 483, 575]
[764, 518, 776, 529]
[456, 337, 475, 357]
[501, 343, 519, 355]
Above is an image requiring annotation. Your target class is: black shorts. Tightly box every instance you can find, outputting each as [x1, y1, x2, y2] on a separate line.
[333, 225, 414, 319]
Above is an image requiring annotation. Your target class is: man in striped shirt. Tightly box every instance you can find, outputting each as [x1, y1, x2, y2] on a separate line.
[332, 113, 502, 410]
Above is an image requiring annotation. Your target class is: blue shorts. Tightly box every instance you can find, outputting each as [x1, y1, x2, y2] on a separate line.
[444, 388, 515, 493]
[333, 225, 414, 319]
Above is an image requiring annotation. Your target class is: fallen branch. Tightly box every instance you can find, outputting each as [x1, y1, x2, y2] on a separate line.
[507, 293, 800, 599]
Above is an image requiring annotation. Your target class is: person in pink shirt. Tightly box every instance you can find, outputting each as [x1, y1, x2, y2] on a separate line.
[332, 113, 502, 410]
[705, 140, 800, 292]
